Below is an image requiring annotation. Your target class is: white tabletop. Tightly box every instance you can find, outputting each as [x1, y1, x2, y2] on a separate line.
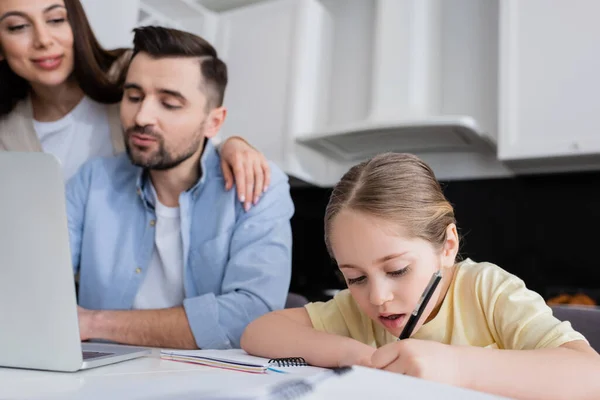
[0, 347, 509, 400]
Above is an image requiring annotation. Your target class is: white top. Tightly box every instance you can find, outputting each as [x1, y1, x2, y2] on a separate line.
[132, 184, 186, 310]
[33, 96, 114, 182]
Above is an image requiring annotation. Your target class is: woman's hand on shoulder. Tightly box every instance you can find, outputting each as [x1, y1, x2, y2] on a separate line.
[219, 136, 271, 211]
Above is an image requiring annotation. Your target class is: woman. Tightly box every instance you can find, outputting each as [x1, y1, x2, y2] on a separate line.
[0, 0, 268, 209]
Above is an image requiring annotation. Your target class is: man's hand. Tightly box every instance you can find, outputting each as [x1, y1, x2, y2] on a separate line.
[77, 305, 97, 341]
[371, 339, 464, 386]
[219, 136, 271, 211]
[75, 306, 197, 349]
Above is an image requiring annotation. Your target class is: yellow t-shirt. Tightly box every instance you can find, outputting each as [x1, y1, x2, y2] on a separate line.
[305, 259, 587, 349]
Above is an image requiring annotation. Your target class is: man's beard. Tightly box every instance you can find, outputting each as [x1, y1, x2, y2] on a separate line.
[124, 125, 204, 171]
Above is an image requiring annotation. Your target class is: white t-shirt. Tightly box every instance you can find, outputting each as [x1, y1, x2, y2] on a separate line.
[33, 96, 114, 181]
[132, 184, 186, 310]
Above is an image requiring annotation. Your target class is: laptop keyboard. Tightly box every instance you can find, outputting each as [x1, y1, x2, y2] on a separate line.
[82, 351, 114, 360]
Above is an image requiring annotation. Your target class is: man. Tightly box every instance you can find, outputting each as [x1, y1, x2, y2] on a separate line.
[67, 26, 294, 350]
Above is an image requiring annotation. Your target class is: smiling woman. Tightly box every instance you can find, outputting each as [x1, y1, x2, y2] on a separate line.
[0, 0, 125, 116]
[0, 0, 270, 207]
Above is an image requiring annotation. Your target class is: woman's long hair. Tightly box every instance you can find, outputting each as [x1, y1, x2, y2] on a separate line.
[0, 0, 130, 117]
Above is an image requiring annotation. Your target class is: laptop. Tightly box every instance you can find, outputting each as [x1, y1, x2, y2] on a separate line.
[0, 152, 151, 372]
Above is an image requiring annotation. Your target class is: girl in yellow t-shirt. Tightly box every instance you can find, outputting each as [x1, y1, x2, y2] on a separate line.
[241, 153, 600, 399]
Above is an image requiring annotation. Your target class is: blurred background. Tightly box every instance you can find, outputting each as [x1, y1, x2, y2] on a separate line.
[82, 0, 600, 304]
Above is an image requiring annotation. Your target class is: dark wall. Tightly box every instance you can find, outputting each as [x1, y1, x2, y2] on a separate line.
[289, 170, 600, 302]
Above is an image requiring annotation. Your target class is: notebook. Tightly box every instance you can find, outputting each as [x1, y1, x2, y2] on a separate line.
[160, 349, 319, 374]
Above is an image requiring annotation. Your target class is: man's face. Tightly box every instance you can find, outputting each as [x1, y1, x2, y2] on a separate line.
[120, 52, 221, 170]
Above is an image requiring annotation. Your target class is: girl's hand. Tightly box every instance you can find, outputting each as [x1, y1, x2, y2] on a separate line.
[338, 340, 377, 368]
[371, 339, 465, 387]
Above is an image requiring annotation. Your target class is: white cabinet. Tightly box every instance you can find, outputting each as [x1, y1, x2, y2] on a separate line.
[80, 0, 140, 49]
[212, 0, 299, 169]
[213, 0, 342, 185]
[498, 0, 600, 165]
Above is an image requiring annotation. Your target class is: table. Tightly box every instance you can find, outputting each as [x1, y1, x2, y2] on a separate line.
[0, 346, 509, 400]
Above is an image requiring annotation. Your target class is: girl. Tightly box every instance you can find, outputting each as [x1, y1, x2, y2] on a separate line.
[0, 0, 268, 209]
[241, 152, 600, 399]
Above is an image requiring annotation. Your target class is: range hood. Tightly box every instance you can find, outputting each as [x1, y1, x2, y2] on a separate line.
[295, 0, 497, 162]
[297, 116, 494, 162]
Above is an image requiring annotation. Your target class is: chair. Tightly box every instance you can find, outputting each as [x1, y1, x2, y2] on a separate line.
[551, 305, 600, 352]
[285, 292, 309, 308]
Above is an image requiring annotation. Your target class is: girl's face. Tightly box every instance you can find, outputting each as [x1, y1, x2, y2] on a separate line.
[330, 209, 459, 337]
[0, 0, 74, 89]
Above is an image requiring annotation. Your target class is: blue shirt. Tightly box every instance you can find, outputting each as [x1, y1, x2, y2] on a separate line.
[66, 142, 294, 349]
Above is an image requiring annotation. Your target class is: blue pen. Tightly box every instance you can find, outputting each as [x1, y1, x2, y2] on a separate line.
[398, 270, 442, 340]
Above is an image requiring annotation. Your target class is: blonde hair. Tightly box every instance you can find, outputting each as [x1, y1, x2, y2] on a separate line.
[324, 153, 457, 255]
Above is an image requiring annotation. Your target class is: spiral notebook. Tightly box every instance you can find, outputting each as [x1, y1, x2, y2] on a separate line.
[160, 349, 316, 374]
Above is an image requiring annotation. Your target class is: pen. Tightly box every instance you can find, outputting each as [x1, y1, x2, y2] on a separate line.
[398, 270, 442, 340]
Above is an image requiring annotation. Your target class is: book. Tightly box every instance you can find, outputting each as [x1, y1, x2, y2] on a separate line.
[160, 349, 317, 374]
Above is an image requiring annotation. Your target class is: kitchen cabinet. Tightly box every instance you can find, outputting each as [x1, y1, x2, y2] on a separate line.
[498, 0, 600, 171]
